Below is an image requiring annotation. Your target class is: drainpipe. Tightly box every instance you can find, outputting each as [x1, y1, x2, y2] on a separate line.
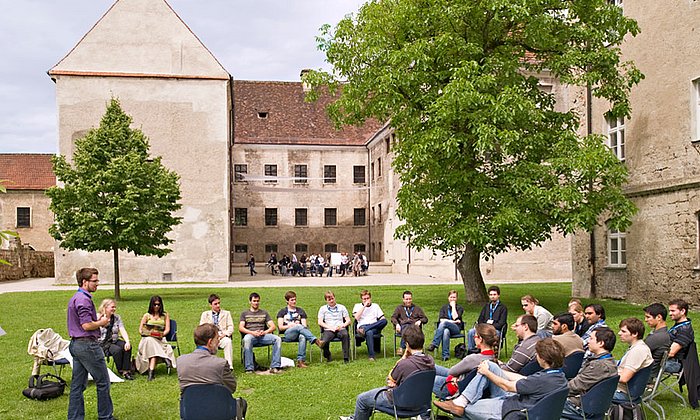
[587, 82, 597, 297]
[229, 75, 235, 280]
[366, 144, 371, 262]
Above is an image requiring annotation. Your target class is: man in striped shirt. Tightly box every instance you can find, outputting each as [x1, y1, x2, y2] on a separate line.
[503, 314, 541, 373]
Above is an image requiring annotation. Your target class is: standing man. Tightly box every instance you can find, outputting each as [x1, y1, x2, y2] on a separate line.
[503, 314, 541, 373]
[391, 290, 429, 355]
[247, 254, 257, 276]
[467, 286, 508, 353]
[177, 323, 237, 393]
[318, 290, 352, 363]
[614, 318, 653, 402]
[67, 268, 114, 420]
[581, 304, 607, 351]
[199, 293, 234, 369]
[277, 291, 324, 368]
[552, 312, 585, 356]
[643, 303, 671, 379]
[353, 290, 387, 361]
[427, 290, 465, 361]
[239, 292, 282, 374]
[665, 298, 694, 373]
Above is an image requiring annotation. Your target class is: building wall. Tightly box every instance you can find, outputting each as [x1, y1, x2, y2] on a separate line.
[0, 190, 54, 251]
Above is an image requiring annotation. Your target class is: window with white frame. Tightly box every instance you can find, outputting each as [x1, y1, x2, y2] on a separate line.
[693, 79, 700, 141]
[606, 116, 625, 161]
[608, 227, 627, 267]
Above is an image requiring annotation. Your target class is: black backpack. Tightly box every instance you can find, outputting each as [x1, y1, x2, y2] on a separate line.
[22, 374, 66, 400]
[454, 343, 467, 359]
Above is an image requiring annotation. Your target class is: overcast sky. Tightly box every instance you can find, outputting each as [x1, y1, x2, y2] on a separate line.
[0, 0, 366, 154]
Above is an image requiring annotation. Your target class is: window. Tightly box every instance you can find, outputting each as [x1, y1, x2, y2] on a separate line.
[354, 208, 366, 226]
[354, 243, 366, 253]
[265, 208, 278, 226]
[385, 136, 391, 153]
[234, 244, 248, 253]
[16, 207, 30, 228]
[608, 0, 623, 8]
[294, 164, 308, 184]
[694, 79, 700, 141]
[606, 116, 625, 161]
[295, 243, 308, 253]
[264, 164, 277, 183]
[295, 208, 308, 226]
[371, 206, 375, 224]
[353, 165, 366, 184]
[323, 165, 336, 183]
[234, 164, 247, 182]
[265, 244, 278, 253]
[377, 158, 382, 178]
[608, 228, 627, 267]
[324, 208, 337, 226]
[371, 162, 375, 181]
[377, 204, 382, 223]
[234, 208, 247, 226]
[325, 243, 338, 253]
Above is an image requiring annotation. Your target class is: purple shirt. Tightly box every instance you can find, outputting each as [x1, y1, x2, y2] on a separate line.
[67, 288, 100, 339]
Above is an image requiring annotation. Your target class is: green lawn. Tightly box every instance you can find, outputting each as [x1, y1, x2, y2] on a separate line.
[0, 282, 697, 419]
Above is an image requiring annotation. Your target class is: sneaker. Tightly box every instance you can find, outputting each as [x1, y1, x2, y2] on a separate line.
[426, 343, 437, 352]
[442, 356, 449, 361]
[339, 416, 354, 420]
[296, 360, 308, 368]
[344, 358, 349, 364]
[368, 357, 375, 362]
[270, 367, 283, 374]
[245, 370, 255, 374]
[356, 327, 365, 337]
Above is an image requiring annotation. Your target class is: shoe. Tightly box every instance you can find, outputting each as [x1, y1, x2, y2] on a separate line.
[315, 339, 326, 348]
[356, 327, 365, 337]
[442, 356, 449, 361]
[339, 416, 354, 420]
[245, 370, 254, 374]
[344, 358, 349, 364]
[122, 372, 134, 380]
[296, 360, 308, 368]
[433, 399, 465, 417]
[426, 343, 437, 352]
[368, 357, 375, 362]
[147, 369, 155, 381]
[270, 367, 283, 374]
[396, 348, 404, 356]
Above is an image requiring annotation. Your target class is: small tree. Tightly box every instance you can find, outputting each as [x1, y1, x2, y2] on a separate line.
[48, 98, 182, 299]
[306, 0, 641, 303]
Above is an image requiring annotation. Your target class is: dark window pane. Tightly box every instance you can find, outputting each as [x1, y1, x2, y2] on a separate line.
[354, 208, 366, 226]
[324, 208, 337, 226]
[16, 207, 30, 228]
[323, 165, 336, 183]
[354, 243, 366, 252]
[265, 244, 278, 253]
[294, 165, 307, 184]
[353, 165, 365, 183]
[265, 208, 278, 226]
[295, 243, 308, 253]
[325, 243, 338, 253]
[295, 208, 308, 226]
[234, 244, 248, 253]
[234, 164, 248, 182]
[234, 208, 247, 226]
[264, 164, 277, 183]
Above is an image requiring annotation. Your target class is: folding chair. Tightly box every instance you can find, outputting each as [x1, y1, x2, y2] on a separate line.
[519, 359, 543, 376]
[393, 325, 423, 357]
[353, 321, 386, 359]
[279, 331, 313, 362]
[320, 326, 352, 361]
[371, 369, 436, 419]
[239, 332, 272, 365]
[180, 384, 236, 420]
[502, 386, 569, 420]
[561, 374, 619, 420]
[654, 343, 695, 407]
[164, 319, 181, 374]
[562, 351, 585, 379]
[498, 324, 509, 360]
[642, 351, 670, 420]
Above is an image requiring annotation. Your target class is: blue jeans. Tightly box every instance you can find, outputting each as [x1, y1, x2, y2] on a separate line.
[665, 359, 682, 373]
[283, 324, 317, 361]
[433, 364, 451, 399]
[612, 390, 630, 403]
[460, 361, 511, 420]
[358, 319, 387, 358]
[242, 333, 282, 370]
[562, 399, 585, 418]
[68, 339, 114, 420]
[431, 321, 462, 359]
[353, 387, 430, 420]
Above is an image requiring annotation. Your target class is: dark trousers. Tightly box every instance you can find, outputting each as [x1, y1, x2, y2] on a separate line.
[321, 328, 350, 361]
[103, 339, 132, 372]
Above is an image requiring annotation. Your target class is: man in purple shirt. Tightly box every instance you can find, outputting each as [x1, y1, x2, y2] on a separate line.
[67, 268, 114, 420]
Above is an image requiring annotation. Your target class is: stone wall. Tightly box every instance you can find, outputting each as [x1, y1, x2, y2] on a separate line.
[0, 239, 54, 281]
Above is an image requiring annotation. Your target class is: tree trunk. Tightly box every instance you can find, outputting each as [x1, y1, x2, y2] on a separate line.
[113, 246, 121, 301]
[457, 243, 489, 304]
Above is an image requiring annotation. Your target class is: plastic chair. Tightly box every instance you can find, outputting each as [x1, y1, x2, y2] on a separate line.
[561, 374, 620, 420]
[562, 351, 585, 379]
[164, 319, 181, 374]
[371, 369, 436, 419]
[519, 359, 543, 376]
[498, 324, 509, 360]
[502, 386, 569, 420]
[612, 365, 652, 414]
[180, 383, 236, 420]
[353, 321, 386, 359]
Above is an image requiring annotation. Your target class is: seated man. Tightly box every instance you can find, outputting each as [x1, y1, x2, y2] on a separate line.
[276, 291, 325, 368]
[390, 290, 429, 355]
[552, 312, 585, 357]
[352, 289, 387, 361]
[427, 289, 465, 361]
[614, 317, 652, 402]
[434, 338, 568, 418]
[199, 293, 234, 369]
[643, 303, 671, 380]
[177, 323, 237, 393]
[340, 325, 435, 420]
[238, 292, 283, 374]
[581, 303, 607, 352]
[665, 298, 694, 373]
[467, 286, 508, 353]
[502, 314, 541, 373]
[318, 290, 352, 363]
[561, 327, 618, 418]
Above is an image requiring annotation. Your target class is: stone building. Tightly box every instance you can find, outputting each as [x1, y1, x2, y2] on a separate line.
[572, 1, 700, 304]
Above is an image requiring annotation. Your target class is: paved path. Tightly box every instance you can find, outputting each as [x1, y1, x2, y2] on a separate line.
[0, 273, 568, 295]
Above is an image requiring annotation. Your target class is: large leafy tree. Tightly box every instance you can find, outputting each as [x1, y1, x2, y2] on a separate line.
[48, 98, 182, 299]
[307, 0, 641, 303]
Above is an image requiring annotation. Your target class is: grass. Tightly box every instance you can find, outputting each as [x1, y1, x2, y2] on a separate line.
[0, 282, 698, 419]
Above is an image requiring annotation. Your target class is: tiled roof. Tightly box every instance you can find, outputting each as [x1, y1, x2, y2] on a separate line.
[234, 80, 382, 146]
[0, 154, 56, 190]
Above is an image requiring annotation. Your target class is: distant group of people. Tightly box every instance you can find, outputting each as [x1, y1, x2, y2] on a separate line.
[248, 251, 369, 277]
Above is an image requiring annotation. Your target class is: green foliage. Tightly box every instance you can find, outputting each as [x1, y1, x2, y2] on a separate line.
[305, 0, 641, 267]
[0, 283, 697, 419]
[0, 180, 19, 266]
[47, 98, 182, 294]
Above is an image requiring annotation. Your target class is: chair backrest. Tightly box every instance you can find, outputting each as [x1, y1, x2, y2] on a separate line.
[647, 350, 669, 396]
[391, 369, 436, 412]
[562, 351, 585, 379]
[580, 374, 620, 417]
[503, 386, 569, 420]
[165, 319, 178, 342]
[626, 365, 653, 401]
[180, 384, 236, 420]
[519, 359, 543, 376]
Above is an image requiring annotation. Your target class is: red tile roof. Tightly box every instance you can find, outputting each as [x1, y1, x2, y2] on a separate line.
[0, 154, 56, 190]
[234, 80, 382, 146]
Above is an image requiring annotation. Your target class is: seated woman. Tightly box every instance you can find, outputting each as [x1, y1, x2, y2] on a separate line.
[521, 294, 553, 338]
[135, 295, 176, 380]
[98, 299, 134, 380]
[433, 323, 499, 399]
[427, 290, 465, 361]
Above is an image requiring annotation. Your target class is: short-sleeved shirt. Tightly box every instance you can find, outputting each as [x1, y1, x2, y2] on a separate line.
[669, 319, 694, 362]
[276, 307, 308, 327]
[100, 314, 124, 343]
[352, 303, 384, 326]
[387, 352, 435, 403]
[67, 288, 99, 339]
[644, 327, 671, 378]
[501, 369, 568, 415]
[240, 309, 272, 332]
[318, 304, 349, 328]
[617, 340, 653, 394]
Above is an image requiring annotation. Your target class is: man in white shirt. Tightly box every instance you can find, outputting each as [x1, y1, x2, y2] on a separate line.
[318, 290, 351, 362]
[353, 290, 387, 361]
[613, 317, 653, 402]
[199, 294, 234, 369]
